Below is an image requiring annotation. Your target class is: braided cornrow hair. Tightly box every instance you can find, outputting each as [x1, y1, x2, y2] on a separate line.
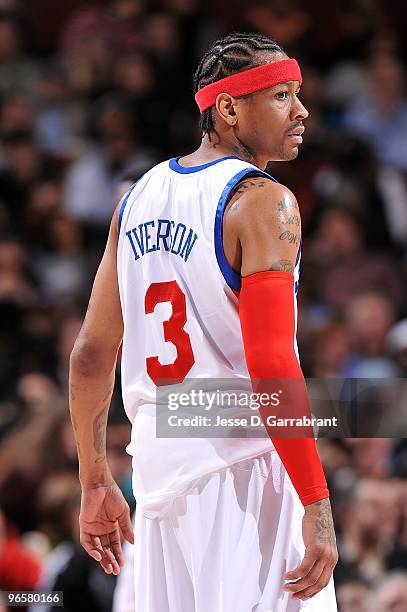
[193, 32, 284, 137]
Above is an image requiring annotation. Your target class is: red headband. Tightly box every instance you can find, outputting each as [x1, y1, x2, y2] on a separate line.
[195, 58, 302, 113]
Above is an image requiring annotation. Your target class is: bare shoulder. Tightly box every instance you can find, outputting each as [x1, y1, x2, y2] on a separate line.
[224, 176, 301, 277]
[226, 177, 299, 225]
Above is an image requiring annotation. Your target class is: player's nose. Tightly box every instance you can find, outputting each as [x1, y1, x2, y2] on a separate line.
[292, 98, 309, 122]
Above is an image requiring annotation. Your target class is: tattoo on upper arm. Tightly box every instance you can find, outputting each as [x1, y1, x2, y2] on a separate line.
[276, 196, 301, 253]
[278, 198, 299, 212]
[270, 260, 295, 273]
[282, 214, 300, 226]
[279, 230, 300, 246]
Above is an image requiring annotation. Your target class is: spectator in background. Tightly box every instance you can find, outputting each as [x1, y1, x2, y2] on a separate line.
[33, 64, 86, 159]
[344, 52, 407, 171]
[308, 207, 404, 313]
[0, 13, 39, 96]
[0, 132, 56, 235]
[336, 579, 369, 612]
[0, 93, 33, 141]
[30, 214, 90, 303]
[58, 6, 116, 100]
[63, 95, 153, 225]
[0, 236, 34, 306]
[113, 53, 163, 153]
[387, 319, 407, 375]
[335, 478, 404, 585]
[344, 292, 398, 377]
[310, 323, 352, 378]
[368, 572, 407, 612]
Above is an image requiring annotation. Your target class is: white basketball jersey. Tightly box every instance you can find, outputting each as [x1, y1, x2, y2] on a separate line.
[117, 155, 301, 513]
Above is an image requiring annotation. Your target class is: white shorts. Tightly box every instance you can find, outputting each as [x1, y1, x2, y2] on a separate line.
[130, 450, 337, 612]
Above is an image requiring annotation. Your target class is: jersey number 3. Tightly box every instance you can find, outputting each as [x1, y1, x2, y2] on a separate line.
[145, 280, 195, 385]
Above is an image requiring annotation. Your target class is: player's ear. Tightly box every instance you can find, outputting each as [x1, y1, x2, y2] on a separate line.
[215, 93, 238, 127]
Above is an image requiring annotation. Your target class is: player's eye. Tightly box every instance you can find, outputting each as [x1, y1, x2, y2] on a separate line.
[275, 91, 288, 100]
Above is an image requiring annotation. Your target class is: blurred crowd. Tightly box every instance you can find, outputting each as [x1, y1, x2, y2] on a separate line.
[0, 0, 406, 610]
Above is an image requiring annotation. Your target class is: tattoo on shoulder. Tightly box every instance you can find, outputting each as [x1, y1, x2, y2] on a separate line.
[233, 178, 268, 196]
[270, 260, 294, 273]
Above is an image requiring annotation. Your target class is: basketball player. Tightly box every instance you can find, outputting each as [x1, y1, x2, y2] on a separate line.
[69, 33, 338, 611]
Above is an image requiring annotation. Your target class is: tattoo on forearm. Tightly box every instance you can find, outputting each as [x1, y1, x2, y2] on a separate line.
[93, 407, 107, 454]
[314, 499, 336, 544]
[270, 260, 295, 273]
[279, 230, 300, 245]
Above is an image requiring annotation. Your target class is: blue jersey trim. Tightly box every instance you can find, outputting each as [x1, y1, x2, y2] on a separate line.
[214, 167, 276, 292]
[169, 155, 240, 174]
[295, 238, 302, 265]
[118, 180, 141, 233]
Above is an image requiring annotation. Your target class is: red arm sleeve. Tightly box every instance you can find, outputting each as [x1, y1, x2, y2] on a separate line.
[239, 271, 329, 506]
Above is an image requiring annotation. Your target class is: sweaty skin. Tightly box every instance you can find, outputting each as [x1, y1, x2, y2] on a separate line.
[69, 49, 338, 599]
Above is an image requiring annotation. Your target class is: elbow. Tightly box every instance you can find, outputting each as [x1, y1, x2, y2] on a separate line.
[70, 337, 114, 377]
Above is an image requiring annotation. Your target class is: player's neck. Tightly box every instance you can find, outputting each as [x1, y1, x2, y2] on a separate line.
[180, 135, 267, 170]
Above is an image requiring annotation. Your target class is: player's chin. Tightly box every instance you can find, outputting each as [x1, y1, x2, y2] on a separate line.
[281, 145, 299, 161]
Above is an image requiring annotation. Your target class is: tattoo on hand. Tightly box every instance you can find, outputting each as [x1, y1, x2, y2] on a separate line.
[314, 499, 336, 545]
[270, 260, 294, 273]
[279, 230, 300, 245]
